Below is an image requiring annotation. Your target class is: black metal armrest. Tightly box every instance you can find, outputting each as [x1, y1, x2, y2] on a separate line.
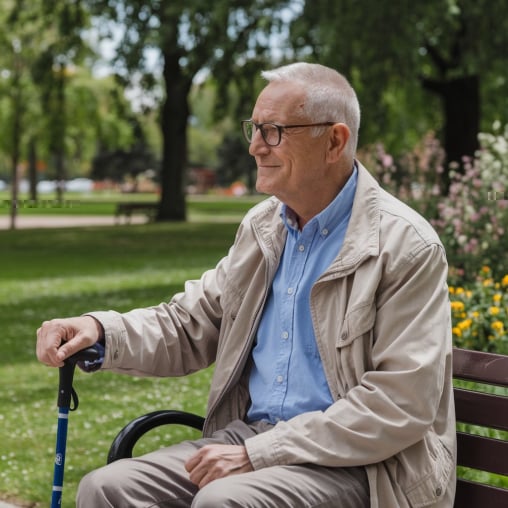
[107, 410, 205, 464]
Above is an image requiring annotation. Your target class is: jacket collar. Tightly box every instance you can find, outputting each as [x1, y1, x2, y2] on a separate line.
[250, 161, 380, 276]
[327, 161, 380, 275]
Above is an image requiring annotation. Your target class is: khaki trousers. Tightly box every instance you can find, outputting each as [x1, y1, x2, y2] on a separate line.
[77, 420, 369, 508]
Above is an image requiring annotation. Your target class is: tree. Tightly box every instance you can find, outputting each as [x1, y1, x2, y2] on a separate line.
[216, 133, 257, 190]
[290, 0, 508, 179]
[0, 0, 153, 229]
[31, 0, 92, 203]
[91, 116, 159, 182]
[0, 0, 44, 228]
[87, 0, 293, 221]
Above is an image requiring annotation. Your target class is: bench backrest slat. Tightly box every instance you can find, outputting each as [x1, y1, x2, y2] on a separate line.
[457, 432, 508, 476]
[455, 479, 508, 508]
[453, 348, 508, 386]
[452, 348, 508, 508]
[454, 388, 508, 431]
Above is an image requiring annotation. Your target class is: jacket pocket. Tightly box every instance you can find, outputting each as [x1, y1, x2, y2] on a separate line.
[397, 433, 454, 508]
[337, 300, 376, 348]
[334, 301, 376, 391]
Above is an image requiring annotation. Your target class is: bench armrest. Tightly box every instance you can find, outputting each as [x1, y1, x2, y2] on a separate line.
[107, 410, 205, 464]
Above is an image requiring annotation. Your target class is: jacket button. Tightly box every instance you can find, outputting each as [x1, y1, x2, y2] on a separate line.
[341, 332, 347, 340]
[113, 350, 119, 360]
[435, 486, 442, 497]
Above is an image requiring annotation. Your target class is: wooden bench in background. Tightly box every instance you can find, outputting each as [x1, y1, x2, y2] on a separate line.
[107, 348, 508, 506]
[115, 202, 158, 223]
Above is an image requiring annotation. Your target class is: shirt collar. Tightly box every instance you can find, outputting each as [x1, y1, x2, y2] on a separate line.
[281, 164, 358, 237]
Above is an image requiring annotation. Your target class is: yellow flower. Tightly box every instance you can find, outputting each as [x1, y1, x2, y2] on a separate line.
[502, 274, 508, 287]
[471, 311, 480, 319]
[457, 319, 472, 330]
[489, 306, 500, 315]
[481, 266, 491, 273]
[455, 287, 464, 295]
[452, 327, 462, 337]
[450, 301, 465, 312]
[483, 278, 494, 287]
[449, 287, 455, 294]
[493, 293, 502, 303]
[465, 290, 472, 298]
[492, 321, 504, 333]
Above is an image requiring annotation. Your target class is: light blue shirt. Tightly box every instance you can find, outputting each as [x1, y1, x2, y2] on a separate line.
[247, 168, 358, 424]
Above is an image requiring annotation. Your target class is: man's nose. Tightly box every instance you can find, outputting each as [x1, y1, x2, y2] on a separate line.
[248, 129, 270, 156]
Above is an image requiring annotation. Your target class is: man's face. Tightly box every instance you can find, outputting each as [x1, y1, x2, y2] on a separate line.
[249, 82, 331, 209]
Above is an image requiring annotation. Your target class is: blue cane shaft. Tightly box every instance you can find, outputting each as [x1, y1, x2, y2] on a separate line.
[51, 407, 69, 508]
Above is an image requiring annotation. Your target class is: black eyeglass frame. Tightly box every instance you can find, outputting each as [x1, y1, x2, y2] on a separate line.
[241, 119, 336, 147]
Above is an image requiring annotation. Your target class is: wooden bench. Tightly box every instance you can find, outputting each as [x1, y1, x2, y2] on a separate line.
[115, 202, 158, 223]
[107, 348, 508, 506]
[453, 348, 508, 507]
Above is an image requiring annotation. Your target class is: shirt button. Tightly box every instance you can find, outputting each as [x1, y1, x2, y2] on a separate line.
[276, 375, 283, 383]
[281, 331, 289, 340]
[287, 287, 294, 295]
[322, 228, 329, 236]
[298, 244, 305, 252]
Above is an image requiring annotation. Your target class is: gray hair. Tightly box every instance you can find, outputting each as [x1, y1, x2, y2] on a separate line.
[261, 62, 360, 161]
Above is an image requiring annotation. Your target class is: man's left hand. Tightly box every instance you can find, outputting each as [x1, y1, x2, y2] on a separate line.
[184, 444, 254, 488]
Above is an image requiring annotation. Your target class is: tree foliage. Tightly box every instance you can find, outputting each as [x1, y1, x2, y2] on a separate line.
[87, 0, 292, 220]
[1, 0, 506, 226]
[0, 0, 149, 219]
[291, 0, 508, 171]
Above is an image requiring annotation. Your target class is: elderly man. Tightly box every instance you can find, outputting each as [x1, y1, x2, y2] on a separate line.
[37, 62, 456, 507]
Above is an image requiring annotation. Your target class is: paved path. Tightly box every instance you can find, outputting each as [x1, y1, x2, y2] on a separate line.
[0, 214, 146, 229]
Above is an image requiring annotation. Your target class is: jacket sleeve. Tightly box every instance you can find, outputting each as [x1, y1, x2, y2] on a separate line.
[245, 241, 452, 469]
[87, 254, 230, 378]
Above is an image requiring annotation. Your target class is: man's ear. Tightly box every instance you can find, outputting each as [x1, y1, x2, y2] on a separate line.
[326, 123, 350, 163]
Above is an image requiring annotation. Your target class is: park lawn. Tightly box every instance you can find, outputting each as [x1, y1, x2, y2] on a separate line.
[0, 192, 263, 220]
[0, 221, 239, 507]
[3, 199, 506, 505]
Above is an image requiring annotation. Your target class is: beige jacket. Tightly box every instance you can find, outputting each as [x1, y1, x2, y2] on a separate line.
[93, 162, 456, 507]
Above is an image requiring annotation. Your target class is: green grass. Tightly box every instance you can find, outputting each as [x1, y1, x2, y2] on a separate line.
[0, 192, 263, 219]
[0, 220, 239, 507]
[3, 195, 507, 504]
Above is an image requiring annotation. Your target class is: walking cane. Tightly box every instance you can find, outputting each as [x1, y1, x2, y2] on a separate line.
[51, 346, 100, 508]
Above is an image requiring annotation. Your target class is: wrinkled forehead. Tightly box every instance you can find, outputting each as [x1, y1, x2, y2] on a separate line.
[252, 82, 307, 123]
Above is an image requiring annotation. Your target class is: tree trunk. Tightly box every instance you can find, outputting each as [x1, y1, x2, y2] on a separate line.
[441, 75, 479, 165]
[157, 51, 191, 222]
[54, 67, 66, 204]
[9, 127, 20, 231]
[9, 60, 22, 230]
[28, 136, 38, 202]
[423, 74, 480, 190]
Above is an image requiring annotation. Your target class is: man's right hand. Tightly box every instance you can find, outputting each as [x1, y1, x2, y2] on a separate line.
[36, 316, 103, 367]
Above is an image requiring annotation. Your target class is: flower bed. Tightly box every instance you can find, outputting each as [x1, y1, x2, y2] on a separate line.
[450, 266, 508, 352]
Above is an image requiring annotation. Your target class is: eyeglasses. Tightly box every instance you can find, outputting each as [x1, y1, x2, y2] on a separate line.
[241, 119, 336, 147]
